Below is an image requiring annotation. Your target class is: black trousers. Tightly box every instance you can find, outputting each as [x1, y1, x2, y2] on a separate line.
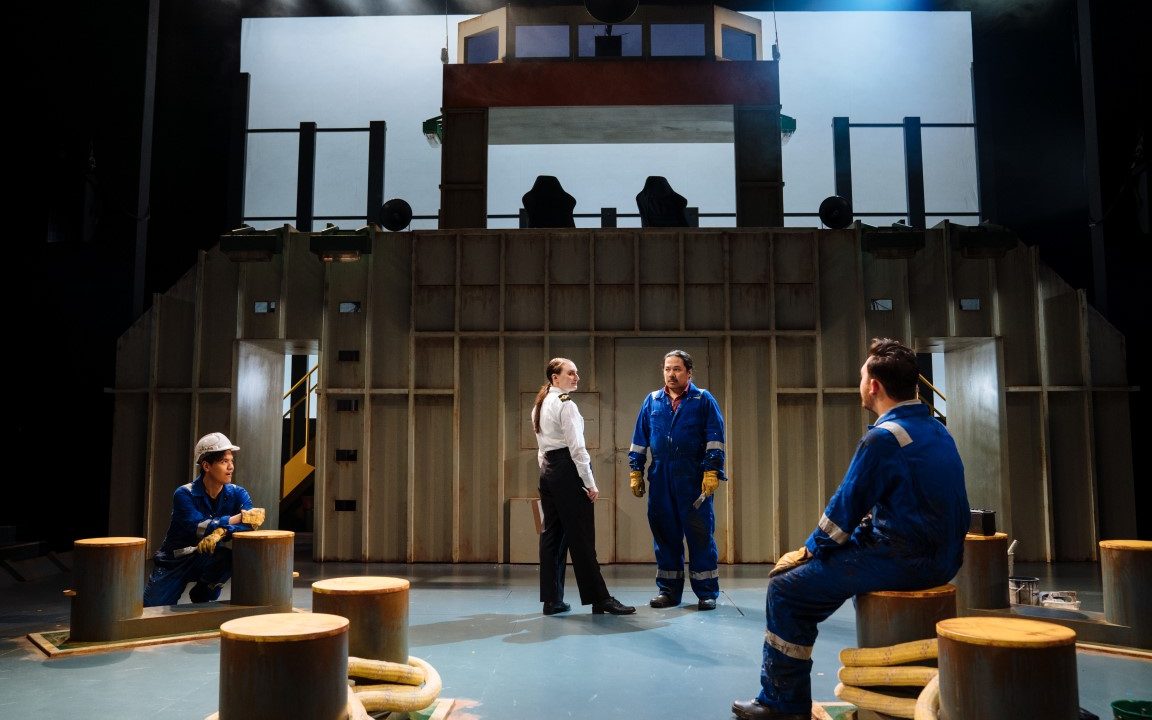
[538, 447, 609, 605]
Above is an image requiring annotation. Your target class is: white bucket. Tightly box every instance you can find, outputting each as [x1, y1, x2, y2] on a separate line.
[1009, 576, 1040, 605]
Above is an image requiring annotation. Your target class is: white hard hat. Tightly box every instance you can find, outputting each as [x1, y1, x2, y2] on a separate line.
[194, 432, 240, 465]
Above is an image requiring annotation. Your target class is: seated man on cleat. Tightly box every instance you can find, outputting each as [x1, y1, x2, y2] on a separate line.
[732, 339, 968, 719]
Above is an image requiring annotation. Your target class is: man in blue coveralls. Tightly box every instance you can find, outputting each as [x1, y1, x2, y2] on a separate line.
[731, 339, 969, 719]
[628, 349, 727, 611]
[143, 432, 266, 606]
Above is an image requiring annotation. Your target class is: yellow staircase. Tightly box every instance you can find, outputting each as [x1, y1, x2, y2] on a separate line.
[282, 446, 315, 500]
[282, 365, 319, 501]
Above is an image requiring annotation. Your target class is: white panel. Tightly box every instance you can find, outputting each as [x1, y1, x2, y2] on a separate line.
[235, 342, 285, 531]
[945, 339, 1004, 523]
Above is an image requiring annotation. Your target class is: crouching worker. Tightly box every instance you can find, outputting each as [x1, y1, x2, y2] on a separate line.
[143, 432, 266, 606]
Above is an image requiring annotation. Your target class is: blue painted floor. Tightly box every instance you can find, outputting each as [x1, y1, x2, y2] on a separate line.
[0, 554, 1148, 719]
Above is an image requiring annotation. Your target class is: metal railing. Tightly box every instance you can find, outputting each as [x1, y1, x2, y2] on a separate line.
[918, 373, 947, 422]
[233, 113, 980, 232]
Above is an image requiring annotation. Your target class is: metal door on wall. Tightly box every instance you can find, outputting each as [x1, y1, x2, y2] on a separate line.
[613, 337, 713, 562]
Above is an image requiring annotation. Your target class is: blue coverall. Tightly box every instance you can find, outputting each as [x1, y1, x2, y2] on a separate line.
[629, 383, 727, 602]
[757, 401, 969, 714]
[143, 475, 258, 606]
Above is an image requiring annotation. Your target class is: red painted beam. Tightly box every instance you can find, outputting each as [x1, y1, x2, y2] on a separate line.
[443, 60, 779, 108]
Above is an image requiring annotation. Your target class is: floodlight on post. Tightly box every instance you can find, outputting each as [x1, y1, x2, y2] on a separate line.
[781, 114, 797, 145]
[423, 116, 443, 148]
[309, 223, 373, 263]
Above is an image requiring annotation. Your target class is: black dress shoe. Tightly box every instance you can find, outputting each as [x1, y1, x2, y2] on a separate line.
[592, 596, 636, 615]
[731, 698, 808, 719]
[543, 601, 571, 615]
[698, 597, 717, 611]
[649, 593, 679, 608]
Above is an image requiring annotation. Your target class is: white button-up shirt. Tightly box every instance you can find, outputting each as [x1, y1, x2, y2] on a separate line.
[533, 387, 597, 490]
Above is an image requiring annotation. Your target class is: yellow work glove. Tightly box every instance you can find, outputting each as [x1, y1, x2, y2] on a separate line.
[241, 507, 266, 529]
[197, 527, 227, 554]
[701, 470, 720, 497]
[629, 470, 645, 498]
[768, 546, 812, 577]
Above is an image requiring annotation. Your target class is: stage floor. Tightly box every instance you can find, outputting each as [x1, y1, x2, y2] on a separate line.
[1, 551, 1148, 719]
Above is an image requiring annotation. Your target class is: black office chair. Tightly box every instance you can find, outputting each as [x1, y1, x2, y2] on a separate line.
[636, 176, 689, 228]
[522, 176, 576, 228]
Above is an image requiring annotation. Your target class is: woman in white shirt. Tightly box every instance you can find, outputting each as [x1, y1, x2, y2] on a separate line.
[532, 357, 635, 616]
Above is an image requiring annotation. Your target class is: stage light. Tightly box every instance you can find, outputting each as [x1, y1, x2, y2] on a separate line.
[309, 224, 372, 263]
[584, 0, 638, 24]
[379, 198, 414, 232]
[781, 114, 797, 145]
[423, 116, 443, 148]
[818, 195, 853, 229]
[860, 220, 926, 259]
[937, 219, 1019, 259]
[219, 224, 284, 262]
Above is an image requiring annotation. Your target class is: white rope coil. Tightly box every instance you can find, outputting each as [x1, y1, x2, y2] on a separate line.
[914, 673, 941, 720]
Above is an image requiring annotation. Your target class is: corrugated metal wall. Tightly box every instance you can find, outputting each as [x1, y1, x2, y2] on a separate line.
[109, 226, 1136, 563]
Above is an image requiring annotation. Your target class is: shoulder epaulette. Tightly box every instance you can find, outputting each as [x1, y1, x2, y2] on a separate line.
[559, 393, 571, 402]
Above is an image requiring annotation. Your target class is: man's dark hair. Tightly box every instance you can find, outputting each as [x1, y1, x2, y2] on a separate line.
[664, 349, 693, 372]
[200, 449, 228, 468]
[866, 338, 919, 401]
